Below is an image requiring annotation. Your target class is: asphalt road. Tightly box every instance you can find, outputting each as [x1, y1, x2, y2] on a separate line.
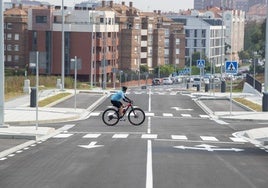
[0, 85, 267, 188]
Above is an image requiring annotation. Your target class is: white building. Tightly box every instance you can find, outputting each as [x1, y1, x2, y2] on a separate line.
[170, 14, 226, 68]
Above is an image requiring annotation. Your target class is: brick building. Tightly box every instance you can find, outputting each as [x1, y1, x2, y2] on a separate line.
[4, 4, 28, 71]
[27, 6, 119, 84]
[97, 1, 185, 73]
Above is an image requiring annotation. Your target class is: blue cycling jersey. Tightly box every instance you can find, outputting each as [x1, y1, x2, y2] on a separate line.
[111, 90, 125, 101]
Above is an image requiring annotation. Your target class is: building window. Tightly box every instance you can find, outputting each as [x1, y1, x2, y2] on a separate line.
[165, 39, 169, 47]
[7, 55, 12, 61]
[185, 29, 190, 37]
[176, 49, 180, 55]
[7, 23, 12, 30]
[165, 29, 169, 37]
[7, 44, 12, 51]
[176, 39, 180, 45]
[14, 34, 19, 40]
[14, 55, 19, 62]
[14, 45, 19, 51]
[165, 49, 169, 55]
[36, 16, 47, 23]
[7, 33, 12, 40]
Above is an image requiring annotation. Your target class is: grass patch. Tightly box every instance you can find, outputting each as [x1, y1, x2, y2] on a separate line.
[38, 92, 71, 107]
[233, 97, 262, 112]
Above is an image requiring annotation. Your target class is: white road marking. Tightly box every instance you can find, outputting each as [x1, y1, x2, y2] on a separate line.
[229, 137, 248, 142]
[163, 113, 173, 117]
[174, 144, 244, 152]
[146, 140, 153, 188]
[145, 112, 155, 117]
[142, 134, 158, 139]
[171, 135, 188, 140]
[200, 136, 219, 141]
[83, 134, 101, 138]
[90, 112, 101, 116]
[181, 114, 192, 117]
[78, 141, 104, 149]
[53, 133, 73, 138]
[112, 134, 129, 138]
[199, 115, 210, 118]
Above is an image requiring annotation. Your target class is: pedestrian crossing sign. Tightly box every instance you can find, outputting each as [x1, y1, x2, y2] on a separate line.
[225, 61, 238, 74]
[197, 59, 205, 68]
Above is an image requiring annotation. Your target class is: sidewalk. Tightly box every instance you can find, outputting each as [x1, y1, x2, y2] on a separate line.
[0, 88, 109, 138]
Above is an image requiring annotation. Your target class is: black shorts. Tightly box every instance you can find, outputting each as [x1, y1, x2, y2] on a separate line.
[111, 100, 122, 108]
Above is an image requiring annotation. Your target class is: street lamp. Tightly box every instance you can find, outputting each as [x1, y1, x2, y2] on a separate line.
[61, 0, 65, 91]
[0, 1, 5, 127]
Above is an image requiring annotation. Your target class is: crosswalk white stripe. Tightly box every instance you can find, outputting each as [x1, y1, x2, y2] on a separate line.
[112, 134, 129, 138]
[181, 114, 192, 117]
[163, 113, 173, 117]
[199, 115, 210, 118]
[83, 134, 101, 138]
[142, 134, 158, 139]
[90, 112, 101, 116]
[171, 135, 188, 140]
[53, 133, 73, 138]
[200, 136, 219, 141]
[145, 112, 155, 116]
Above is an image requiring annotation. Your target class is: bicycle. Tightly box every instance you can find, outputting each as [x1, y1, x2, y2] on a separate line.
[102, 99, 145, 126]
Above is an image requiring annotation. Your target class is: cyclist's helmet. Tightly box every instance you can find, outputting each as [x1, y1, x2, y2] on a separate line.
[122, 86, 127, 92]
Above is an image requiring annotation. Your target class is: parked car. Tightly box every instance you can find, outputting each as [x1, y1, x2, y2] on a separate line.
[162, 77, 173, 85]
[152, 78, 161, 85]
[192, 77, 201, 87]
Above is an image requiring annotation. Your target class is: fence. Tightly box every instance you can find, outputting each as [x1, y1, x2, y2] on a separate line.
[246, 74, 262, 93]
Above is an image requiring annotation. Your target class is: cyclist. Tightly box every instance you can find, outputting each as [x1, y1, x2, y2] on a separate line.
[111, 86, 131, 118]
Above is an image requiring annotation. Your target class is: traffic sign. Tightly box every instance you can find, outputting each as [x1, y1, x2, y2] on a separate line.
[197, 59, 205, 68]
[225, 61, 238, 74]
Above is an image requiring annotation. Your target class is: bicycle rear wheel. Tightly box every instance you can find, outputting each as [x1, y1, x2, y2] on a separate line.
[128, 108, 145, 125]
[102, 108, 119, 126]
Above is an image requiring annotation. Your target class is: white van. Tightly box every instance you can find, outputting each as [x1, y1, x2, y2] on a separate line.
[193, 77, 201, 87]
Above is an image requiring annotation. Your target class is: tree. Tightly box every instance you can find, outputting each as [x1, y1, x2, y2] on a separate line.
[140, 65, 149, 74]
[153, 64, 175, 77]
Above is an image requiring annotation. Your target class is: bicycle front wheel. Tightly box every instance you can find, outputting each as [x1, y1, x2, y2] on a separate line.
[102, 108, 119, 126]
[128, 108, 145, 126]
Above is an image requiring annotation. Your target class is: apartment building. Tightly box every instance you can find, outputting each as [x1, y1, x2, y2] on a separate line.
[169, 12, 226, 67]
[222, 9, 245, 60]
[97, 1, 185, 73]
[171, 7, 245, 66]
[4, 4, 28, 70]
[194, 0, 235, 10]
[27, 6, 119, 84]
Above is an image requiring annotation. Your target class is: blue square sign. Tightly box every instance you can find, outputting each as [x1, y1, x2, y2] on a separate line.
[225, 61, 238, 74]
[197, 59, 205, 68]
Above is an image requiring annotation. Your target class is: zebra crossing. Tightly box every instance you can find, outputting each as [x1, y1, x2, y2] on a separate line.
[130, 91, 179, 95]
[53, 132, 248, 144]
[90, 111, 210, 119]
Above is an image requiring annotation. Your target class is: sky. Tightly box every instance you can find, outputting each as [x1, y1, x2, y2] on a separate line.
[35, 0, 194, 12]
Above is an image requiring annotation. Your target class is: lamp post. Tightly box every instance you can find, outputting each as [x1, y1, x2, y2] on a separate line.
[263, 4, 268, 111]
[0, 0, 5, 127]
[61, 0, 65, 90]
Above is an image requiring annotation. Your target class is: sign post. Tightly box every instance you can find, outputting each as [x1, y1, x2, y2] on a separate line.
[225, 61, 238, 114]
[197, 59, 205, 91]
